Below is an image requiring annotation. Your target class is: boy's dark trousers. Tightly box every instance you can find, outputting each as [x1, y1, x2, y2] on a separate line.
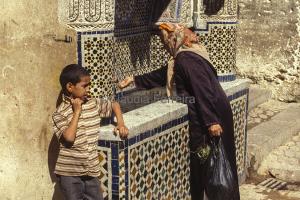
[58, 175, 104, 200]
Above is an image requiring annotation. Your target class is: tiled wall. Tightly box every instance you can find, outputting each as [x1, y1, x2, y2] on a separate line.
[98, 116, 190, 200]
[197, 24, 237, 77]
[72, 0, 239, 98]
[75, 0, 181, 98]
[97, 89, 248, 200]
[230, 89, 249, 180]
[194, 0, 238, 79]
[69, 0, 241, 97]
[78, 31, 170, 98]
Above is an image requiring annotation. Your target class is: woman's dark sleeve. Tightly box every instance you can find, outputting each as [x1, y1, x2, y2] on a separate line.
[134, 66, 167, 89]
[176, 53, 220, 127]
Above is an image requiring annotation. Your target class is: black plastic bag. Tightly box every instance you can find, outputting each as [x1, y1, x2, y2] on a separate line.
[203, 0, 225, 15]
[205, 137, 239, 200]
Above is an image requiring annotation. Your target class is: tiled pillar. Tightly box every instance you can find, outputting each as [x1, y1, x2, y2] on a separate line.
[193, 0, 238, 82]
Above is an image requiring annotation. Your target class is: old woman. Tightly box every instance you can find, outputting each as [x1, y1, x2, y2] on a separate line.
[119, 23, 240, 200]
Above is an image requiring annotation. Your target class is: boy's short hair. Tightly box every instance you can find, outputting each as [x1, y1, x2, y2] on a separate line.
[60, 64, 90, 95]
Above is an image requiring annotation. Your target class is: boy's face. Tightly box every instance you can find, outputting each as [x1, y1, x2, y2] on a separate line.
[67, 75, 91, 101]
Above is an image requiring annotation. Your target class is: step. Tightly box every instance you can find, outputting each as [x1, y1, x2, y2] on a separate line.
[248, 85, 272, 111]
[247, 103, 300, 170]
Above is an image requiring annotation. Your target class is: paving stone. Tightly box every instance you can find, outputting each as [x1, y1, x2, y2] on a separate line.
[248, 118, 254, 123]
[256, 109, 264, 114]
[249, 112, 258, 118]
[258, 132, 300, 182]
[240, 184, 268, 200]
[272, 149, 281, 156]
[240, 184, 300, 200]
[284, 150, 297, 158]
[259, 114, 268, 119]
[285, 141, 296, 147]
[292, 135, 300, 142]
[254, 118, 262, 123]
[265, 110, 275, 116]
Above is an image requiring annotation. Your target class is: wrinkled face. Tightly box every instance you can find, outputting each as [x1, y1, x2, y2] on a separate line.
[67, 75, 91, 101]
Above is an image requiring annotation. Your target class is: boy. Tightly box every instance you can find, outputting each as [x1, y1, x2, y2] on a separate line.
[52, 64, 128, 200]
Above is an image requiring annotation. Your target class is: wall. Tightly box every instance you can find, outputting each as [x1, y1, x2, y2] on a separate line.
[237, 0, 300, 102]
[0, 0, 76, 199]
[68, 0, 192, 99]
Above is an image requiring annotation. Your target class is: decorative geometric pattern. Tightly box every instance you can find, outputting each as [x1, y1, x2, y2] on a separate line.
[98, 147, 112, 200]
[149, 35, 171, 70]
[79, 32, 172, 98]
[180, 0, 193, 25]
[129, 124, 190, 200]
[196, 24, 237, 75]
[155, 0, 180, 22]
[114, 0, 153, 30]
[81, 34, 114, 98]
[98, 115, 190, 200]
[60, 0, 115, 31]
[226, 0, 238, 15]
[115, 34, 170, 78]
[230, 93, 248, 176]
[76, 0, 241, 99]
[61, 0, 195, 31]
[114, 33, 152, 80]
[118, 150, 126, 199]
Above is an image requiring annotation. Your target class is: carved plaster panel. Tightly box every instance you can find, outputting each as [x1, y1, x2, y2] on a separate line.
[59, 0, 115, 31]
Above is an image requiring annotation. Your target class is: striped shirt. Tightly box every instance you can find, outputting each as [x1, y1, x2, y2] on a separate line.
[52, 96, 112, 177]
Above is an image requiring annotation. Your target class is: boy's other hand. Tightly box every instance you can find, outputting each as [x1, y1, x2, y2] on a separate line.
[114, 125, 129, 139]
[118, 76, 134, 89]
[71, 98, 83, 113]
[208, 124, 223, 137]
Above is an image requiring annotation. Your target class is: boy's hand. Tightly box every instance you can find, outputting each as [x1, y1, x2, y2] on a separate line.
[208, 124, 223, 137]
[71, 98, 83, 114]
[118, 76, 134, 89]
[114, 124, 129, 139]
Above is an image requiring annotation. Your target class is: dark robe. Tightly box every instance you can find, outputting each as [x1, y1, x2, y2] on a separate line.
[134, 51, 240, 200]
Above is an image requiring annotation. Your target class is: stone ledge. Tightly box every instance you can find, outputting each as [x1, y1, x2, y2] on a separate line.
[100, 78, 250, 141]
[99, 100, 188, 141]
[221, 78, 251, 96]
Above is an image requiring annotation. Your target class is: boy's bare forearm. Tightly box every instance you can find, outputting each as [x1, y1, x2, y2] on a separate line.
[112, 101, 129, 138]
[112, 102, 125, 125]
[63, 111, 80, 143]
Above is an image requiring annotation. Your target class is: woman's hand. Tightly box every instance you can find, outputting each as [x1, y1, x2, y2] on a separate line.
[208, 124, 223, 137]
[118, 76, 134, 89]
[114, 124, 129, 139]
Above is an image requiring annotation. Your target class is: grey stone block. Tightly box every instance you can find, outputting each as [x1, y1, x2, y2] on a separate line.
[247, 103, 300, 170]
[248, 85, 272, 111]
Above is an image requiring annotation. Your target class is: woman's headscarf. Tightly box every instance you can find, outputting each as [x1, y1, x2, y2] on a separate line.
[158, 23, 212, 97]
